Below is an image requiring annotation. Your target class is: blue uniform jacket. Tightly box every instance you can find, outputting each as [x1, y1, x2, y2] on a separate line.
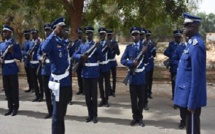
[0, 38, 22, 75]
[41, 33, 71, 87]
[108, 40, 120, 68]
[72, 39, 82, 63]
[145, 40, 156, 72]
[121, 42, 148, 85]
[22, 39, 33, 66]
[65, 39, 75, 65]
[164, 41, 180, 72]
[27, 39, 40, 69]
[174, 33, 207, 110]
[99, 40, 111, 72]
[37, 41, 51, 76]
[73, 40, 103, 78]
[171, 43, 186, 73]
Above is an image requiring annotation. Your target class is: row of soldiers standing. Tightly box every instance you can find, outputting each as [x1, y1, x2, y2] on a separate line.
[0, 17, 157, 133]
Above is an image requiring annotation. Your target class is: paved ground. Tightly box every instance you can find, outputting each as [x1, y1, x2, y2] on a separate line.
[0, 77, 215, 134]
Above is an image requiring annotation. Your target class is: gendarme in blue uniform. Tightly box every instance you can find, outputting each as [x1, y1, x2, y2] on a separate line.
[121, 41, 148, 85]
[0, 38, 22, 75]
[174, 34, 207, 109]
[73, 40, 103, 78]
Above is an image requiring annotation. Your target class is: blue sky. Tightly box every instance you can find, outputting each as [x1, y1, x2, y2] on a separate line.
[198, 0, 215, 14]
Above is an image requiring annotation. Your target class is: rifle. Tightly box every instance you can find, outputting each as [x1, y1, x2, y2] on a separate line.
[163, 58, 170, 69]
[0, 45, 13, 65]
[72, 42, 98, 72]
[122, 47, 145, 86]
[27, 40, 40, 63]
[36, 53, 47, 76]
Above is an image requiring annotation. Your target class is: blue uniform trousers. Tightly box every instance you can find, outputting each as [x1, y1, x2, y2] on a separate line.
[24, 65, 32, 90]
[52, 86, 70, 134]
[3, 74, 19, 111]
[110, 66, 117, 93]
[84, 78, 98, 118]
[186, 108, 201, 134]
[76, 64, 84, 93]
[99, 71, 111, 101]
[171, 72, 176, 99]
[129, 84, 145, 120]
[42, 75, 53, 115]
[144, 71, 150, 105]
[147, 69, 154, 97]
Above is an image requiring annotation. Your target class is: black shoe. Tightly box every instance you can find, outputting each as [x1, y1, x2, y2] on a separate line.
[98, 100, 105, 107]
[86, 116, 92, 123]
[32, 97, 39, 102]
[179, 120, 186, 129]
[44, 114, 52, 119]
[38, 98, 43, 102]
[130, 120, 137, 126]
[148, 95, 153, 99]
[112, 92, 116, 97]
[4, 110, 13, 116]
[93, 117, 98, 123]
[139, 120, 145, 127]
[105, 102, 110, 107]
[25, 89, 31, 93]
[76, 91, 82, 95]
[11, 110, 18, 116]
[144, 104, 149, 110]
[173, 104, 178, 109]
[31, 90, 35, 93]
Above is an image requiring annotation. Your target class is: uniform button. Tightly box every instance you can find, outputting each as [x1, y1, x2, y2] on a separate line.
[179, 60, 181, 62]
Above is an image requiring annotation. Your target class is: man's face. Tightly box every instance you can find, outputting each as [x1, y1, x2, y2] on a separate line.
[77, 32, 83, 39]
[24, 34, 30, 40]
[107, 34, 113, 40]
[99, 33, 106, 40]
[140, 34, 145, 41]
[86, 32, 93, 40]
[174, 35, 182, 43]
[2, 30, 11, 39]
[60, 26, 67, 38]
[45, 29, 52, 38]
[146, 34, 150, 40]
[131, 33, 140, 43]
[184, 23, 195, 38]
[31, 32, 38, 40]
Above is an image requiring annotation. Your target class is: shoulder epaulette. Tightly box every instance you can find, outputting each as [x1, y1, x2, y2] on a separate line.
[192, 38, 198, 46]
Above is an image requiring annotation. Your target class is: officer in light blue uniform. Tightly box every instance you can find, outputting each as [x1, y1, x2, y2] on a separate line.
[107, 29, 120, 97]
[98, 27, 111, 107]
[41, 17, 71, 134]
[145, 30, 156, 100]
[74, 28, 85, 95]
[121, 27, 148, 127]
[37, 23, 53, 119]
[22, 30, 33, 93]
[73, 26, 103, 123]
[27, 29, 44, 102]
[174, 13, 207, 134]
[171, 32, 187, 129]
[164, 29, 182, 101]
[0, 25, 22, 116]
[140, 28, 150, 110]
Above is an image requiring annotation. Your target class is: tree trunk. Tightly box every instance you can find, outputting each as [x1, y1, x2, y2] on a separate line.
[70, 0, 84, 40]
[62, 0, 84, 40]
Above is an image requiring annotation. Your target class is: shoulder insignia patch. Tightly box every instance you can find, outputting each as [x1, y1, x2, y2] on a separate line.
[192, 38, 198, 46]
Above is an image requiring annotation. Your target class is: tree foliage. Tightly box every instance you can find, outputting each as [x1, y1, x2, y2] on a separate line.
[0, 0, 203, 42]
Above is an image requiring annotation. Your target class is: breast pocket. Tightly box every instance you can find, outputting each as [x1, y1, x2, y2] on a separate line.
[182, 54, 191, 70]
